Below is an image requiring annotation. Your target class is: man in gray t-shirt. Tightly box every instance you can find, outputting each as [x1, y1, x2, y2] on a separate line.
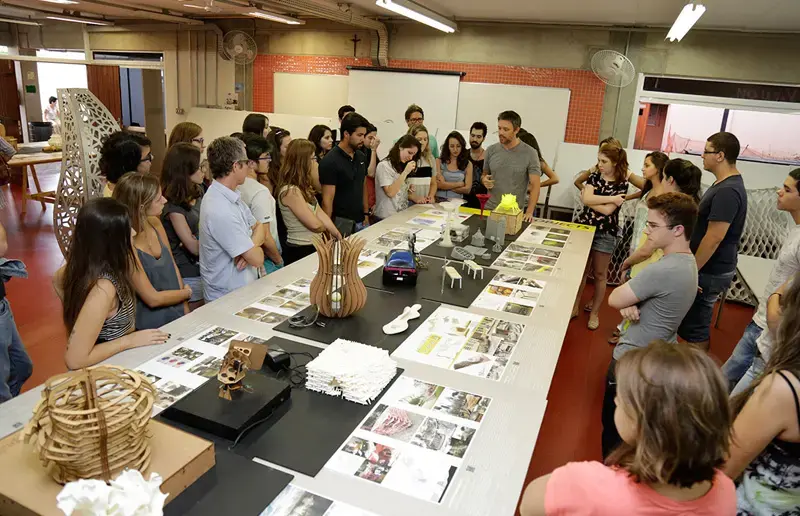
[602, 192, 699, 458]
[481, 111, 541, 221]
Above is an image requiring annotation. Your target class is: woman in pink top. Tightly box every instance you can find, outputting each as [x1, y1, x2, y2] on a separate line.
[520, 340, 736, 515]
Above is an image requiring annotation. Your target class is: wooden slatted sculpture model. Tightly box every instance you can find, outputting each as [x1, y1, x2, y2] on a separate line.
[21, 366, 155, 484]
[310, 234, 368, 318]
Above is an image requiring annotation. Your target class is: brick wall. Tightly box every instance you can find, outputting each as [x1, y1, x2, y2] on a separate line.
[253, 54, 606, 145]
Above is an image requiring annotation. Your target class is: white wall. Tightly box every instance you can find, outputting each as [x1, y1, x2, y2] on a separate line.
[662, 103, 725, 152]
[274, 73, 348, 121]
[185, 107, 335, 147]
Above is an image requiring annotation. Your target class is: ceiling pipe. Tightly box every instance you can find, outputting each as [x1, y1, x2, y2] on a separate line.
[0, 0, 203, 25]
[217, 0, 388, 66]
[73, 0, 204, 25]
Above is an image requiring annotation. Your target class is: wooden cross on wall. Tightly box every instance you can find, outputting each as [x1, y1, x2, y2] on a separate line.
[351, 33, 361, 57]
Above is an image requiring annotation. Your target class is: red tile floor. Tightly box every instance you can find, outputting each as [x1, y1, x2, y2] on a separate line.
[1, 165, 753, 505]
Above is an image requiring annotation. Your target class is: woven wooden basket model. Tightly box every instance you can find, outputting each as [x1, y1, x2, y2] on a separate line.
[21, 365, 156, 484]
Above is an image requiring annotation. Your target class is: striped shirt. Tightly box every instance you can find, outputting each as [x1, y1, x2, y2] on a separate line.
[97, 273, 135, 342]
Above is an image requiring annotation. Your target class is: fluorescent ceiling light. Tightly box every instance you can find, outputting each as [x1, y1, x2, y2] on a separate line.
[40, 0, 79, 4]
[375, 0, 456, 33]
[183, 4, 205, 8]
[248, 11, 304, 25]
[666, 3, 706, 42]
[0, 17, 40, 26]
[46, 14, 111, 25]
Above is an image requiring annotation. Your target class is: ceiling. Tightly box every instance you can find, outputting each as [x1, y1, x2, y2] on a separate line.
[2, 0, 800, 32]
[351, 0, 800, 32]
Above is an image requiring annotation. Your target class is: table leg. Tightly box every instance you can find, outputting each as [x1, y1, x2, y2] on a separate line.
[21, 164, 28, 216]
[29, 164, 46, 211]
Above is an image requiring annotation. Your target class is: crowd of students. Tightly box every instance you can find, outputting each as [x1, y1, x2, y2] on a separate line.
[521, 131, 800, 514]
[1, 100, 798, 513]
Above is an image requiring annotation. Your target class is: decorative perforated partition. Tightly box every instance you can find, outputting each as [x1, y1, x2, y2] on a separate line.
[54, 89, 121, 257]
[571, 176, 792, 306]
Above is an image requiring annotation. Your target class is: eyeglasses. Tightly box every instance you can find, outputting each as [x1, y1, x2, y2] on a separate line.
[256, 156, 271, 162]
[235, 159, 251, 167]
[408, 117, 423, 123]
[191, 137, 204, 145]
[140, 153, 153, 163]
[645, 221, 675, 230]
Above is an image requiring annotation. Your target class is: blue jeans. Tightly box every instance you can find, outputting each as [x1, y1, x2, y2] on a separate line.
[0, 298, 32, 403]
[678, 271, 735, 344]
[721, 320, 763, 392]
[731, 353, 766, 397]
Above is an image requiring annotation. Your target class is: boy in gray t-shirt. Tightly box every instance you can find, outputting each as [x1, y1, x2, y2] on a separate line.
[613, 253, 698, 360]
[602, 192, 699, 458]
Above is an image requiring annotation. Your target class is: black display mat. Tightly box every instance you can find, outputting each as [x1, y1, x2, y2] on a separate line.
[362, 256, 498, 308]
[275, 288, 439, 350]
[164, 449, 292, 515]
[160, 338, 404, 478]
[419, 216, 530, 266]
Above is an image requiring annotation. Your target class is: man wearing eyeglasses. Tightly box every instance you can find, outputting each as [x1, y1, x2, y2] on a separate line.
[128, 132, 153, 175]
[677, 132, 747, 352]
[603, 192, 699, 457]
[404, 104, 439, 159]
[199, 137, 266, 302]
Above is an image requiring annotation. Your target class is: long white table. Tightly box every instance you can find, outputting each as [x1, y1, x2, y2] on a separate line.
[0, 205, 593, 516]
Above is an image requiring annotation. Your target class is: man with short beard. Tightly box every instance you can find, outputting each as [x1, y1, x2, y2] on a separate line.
[464, 121, 488, 208]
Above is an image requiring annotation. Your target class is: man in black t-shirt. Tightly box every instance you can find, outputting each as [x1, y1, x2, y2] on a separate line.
[678, 132, 748, 350]
[320, 112, 370, 235]
[464, 121, 488, 208]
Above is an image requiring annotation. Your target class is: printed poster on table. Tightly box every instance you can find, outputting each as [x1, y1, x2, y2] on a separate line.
[262, 484, 379, 516]
[135, 325, 270, 415]
[491, 240, 562, 276]
[406, 209, 471, 230]
[326, 375, 491, 504]
[516, 224, 571, 249]
[392, 307, 525, 381]
[235, 278, 312, 325]
[471, 273, 546, 316]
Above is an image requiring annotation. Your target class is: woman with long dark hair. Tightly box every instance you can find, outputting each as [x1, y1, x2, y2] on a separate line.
[435, 131, 473, 202]
[308, 125, 333, 160]
[114, 174, 191, 329]
[374, 135, 425, 220]
[242, 113, 269, 138]
[161, 142, 205, 305]
[266, 127, 292, 193]
[54, 199, 170, 370]
[576, 142, 630, 330]
[275, 139, 341, 264]
[726, 274, 800, 513]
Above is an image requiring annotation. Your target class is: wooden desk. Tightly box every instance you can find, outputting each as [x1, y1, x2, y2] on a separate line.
[8, 142, 61, 215]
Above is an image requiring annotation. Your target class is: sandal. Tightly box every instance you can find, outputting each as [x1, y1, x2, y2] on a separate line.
[583, 303, 593, 313]
[588, 315, 600, 331]
[608, 335, 620, 345]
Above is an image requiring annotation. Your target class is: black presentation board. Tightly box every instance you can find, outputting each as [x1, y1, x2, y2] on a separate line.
[164, 449, 292, 516]
[419, 216, 531, 267]
[362, 256, 498, 308]
[275, 288, 439, 349]
[159, 337, 404, 477]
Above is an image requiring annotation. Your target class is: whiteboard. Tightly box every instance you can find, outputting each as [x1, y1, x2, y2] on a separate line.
[274, 73, 348, 120]
[455, 82, 570, 166]
[347, 69, 460, 146]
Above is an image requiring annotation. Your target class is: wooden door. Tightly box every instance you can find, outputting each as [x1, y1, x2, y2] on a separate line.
[87, 64, 122, 123]
[0, 59, 21, 139]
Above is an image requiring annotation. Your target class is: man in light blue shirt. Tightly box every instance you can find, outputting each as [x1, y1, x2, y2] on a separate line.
[200, 137, 267, 302]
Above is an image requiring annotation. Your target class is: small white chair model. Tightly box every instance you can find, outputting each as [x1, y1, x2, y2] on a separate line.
[463, 260, 483, 280]
[445, 266, 462, 289]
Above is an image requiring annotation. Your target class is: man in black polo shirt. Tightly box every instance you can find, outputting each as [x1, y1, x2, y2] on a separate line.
[320, 112, 370, 235]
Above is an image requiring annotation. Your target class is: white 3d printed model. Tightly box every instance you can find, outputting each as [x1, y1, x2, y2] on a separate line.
[305, 339, 397, 404]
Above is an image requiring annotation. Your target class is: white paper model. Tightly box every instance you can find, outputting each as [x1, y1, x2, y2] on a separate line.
[306, 339, 397, 404]
[56, 470, 167, 516]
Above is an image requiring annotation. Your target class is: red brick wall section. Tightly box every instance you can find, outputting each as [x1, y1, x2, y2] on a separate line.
[253, 55, 606, 145]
